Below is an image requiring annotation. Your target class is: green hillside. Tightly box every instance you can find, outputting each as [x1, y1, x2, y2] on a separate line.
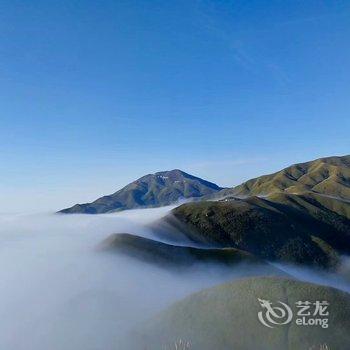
[134, 277, 350, 350]
[221, 155, 350, 199]
[158, 197, 345, 269]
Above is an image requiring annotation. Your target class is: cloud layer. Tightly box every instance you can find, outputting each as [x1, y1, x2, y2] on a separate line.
[0, 208, 348, 350]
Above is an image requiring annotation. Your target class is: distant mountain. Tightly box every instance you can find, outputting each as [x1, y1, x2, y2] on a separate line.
[59, 169, 223, 214]
[218, 155, 350, 199]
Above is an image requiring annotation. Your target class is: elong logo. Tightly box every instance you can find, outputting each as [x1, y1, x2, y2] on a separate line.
[257, 298, 329, 329]
[258, 298, 293, 328]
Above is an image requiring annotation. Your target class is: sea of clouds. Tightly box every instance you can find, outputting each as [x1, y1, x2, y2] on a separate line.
[0, 208, 348, 350]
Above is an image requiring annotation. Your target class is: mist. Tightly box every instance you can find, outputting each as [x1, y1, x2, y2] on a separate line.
[0, 208, 349, 350]
[0, 208, 259, 350]
[273, 256, 350, 293]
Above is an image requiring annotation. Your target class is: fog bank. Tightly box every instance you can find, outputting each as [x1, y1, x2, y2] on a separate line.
[0, 208, 263, 350]
[0, 208, 349, 350]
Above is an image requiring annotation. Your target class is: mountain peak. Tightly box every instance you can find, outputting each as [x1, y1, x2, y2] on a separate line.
[152, 169, 201, 181]
[145, 169, 189, 179]
[59, 169, 223, 214]
[156, 169, 185, 175]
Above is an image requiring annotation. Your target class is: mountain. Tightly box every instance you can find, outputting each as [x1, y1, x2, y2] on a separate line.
[217, 154, 350, 199]
[134, 277, 350, 350]
[59, 169, 223, 214]
[152, 155, 350, 269]
[157, 196, 345, 268]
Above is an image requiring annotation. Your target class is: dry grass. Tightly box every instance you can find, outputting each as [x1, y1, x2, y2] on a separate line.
[162, 341, 330, 350]
[161, 340, 330, 349]
[163, 339, 191, 350]
[309, 344, 330, 350]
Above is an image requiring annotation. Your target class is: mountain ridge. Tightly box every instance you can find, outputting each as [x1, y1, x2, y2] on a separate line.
[98, 232, 270, 269]
[216, 154, 350, 199]
[59, 155, 350, 214]
[151, 155, 350, 269]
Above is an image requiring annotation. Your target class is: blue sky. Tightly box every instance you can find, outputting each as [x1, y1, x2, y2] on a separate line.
[0, 0, 349, 212]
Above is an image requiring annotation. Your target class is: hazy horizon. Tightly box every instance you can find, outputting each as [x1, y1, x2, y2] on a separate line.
[2, 152, 349, 213]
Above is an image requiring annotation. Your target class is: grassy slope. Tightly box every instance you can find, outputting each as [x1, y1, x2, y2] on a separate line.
[159, 195, 349, 268]
[135, 277, 350, 350]
[224, 155, 350, 199]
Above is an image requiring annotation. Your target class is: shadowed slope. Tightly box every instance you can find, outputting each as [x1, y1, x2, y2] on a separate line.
[156, 196, 347, 268]
[98, 233, 278, 270]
